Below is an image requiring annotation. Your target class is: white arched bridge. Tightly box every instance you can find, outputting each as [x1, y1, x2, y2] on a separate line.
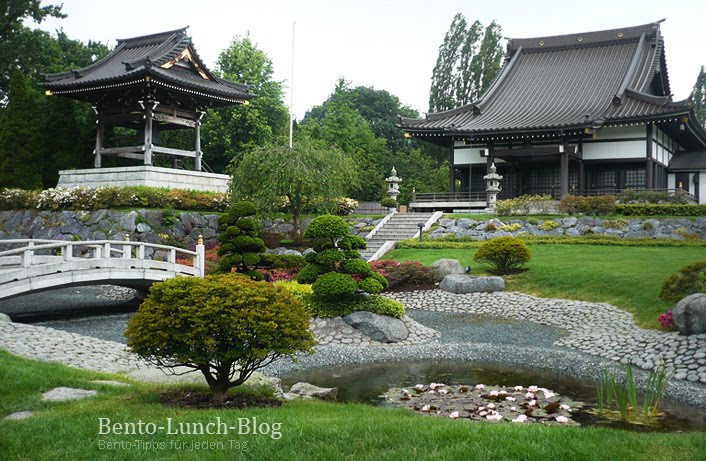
[0, 238, 205, 300]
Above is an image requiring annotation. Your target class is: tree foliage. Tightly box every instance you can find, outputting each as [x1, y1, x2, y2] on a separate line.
[0, 1, 65, 100]
[0, 71, 45, 189]
[202, 34, 289, 172]
[302, 79, 448, 202]
[693, 65, 706, 128]
[125, 274, 315, 403]
[429, 14, 504, 112]
[229, 134, 359, 234]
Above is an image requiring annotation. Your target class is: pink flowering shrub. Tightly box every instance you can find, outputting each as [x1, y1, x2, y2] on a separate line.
[657, 311, 675, 330]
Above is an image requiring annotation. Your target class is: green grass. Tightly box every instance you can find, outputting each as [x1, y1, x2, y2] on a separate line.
[385, 244, 706, 328]
[1, 351, 705, 460]
[444, 214, 699, 221]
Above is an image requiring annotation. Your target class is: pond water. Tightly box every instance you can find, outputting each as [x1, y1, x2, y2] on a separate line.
[282, 361, 706, 432]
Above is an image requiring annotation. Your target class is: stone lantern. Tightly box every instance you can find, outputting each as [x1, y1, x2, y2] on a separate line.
[483, 163, 503, 213]
[385, 166, 402, 200]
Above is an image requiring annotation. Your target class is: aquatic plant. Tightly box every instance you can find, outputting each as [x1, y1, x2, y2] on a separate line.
[595, 364, 670, 426]
[384, 383, 581, 425]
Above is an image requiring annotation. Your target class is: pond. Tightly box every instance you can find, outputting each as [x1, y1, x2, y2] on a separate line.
[281, 360, 706, 432]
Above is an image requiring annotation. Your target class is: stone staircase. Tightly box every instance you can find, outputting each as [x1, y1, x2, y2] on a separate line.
[360, 212, 438, 261]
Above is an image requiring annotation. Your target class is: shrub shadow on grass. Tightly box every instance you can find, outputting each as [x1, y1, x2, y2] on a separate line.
[160, 387, 282, 410]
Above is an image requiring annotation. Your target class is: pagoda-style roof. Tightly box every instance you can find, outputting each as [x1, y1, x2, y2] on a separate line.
[43, 27, 252, 108]
[401, 21, 706, 146]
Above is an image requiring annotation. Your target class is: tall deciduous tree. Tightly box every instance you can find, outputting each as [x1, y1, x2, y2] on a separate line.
[229, 134, 358, 235]
[693, 65, 706, 128]
[0, 71, 45, 189]
[429, 15, 504, 112]
[202, 34, 289, 172]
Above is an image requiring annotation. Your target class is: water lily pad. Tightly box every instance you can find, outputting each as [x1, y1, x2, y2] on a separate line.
[383, 383, 582, 426]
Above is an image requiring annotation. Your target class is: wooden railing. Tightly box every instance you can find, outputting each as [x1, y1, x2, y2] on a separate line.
[412, 191, 487, 202]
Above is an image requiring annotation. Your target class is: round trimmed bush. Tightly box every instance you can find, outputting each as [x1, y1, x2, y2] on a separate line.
[338, 235, 367, 251]
[312, 272, 358, 300]
[304, 214, 350, 241]
[368, 271, 389, 290]
[344, 258, 372, 276]
[297, 263, 324, 284]
[358, 276, 383, 294]
[315, 248, 346, 267]
[230, 200, 257, 218]
[659, 261, 706, 304]
[473, 236, 531, 274]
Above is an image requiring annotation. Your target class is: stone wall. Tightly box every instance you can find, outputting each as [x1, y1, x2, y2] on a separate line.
[0, 210, 384, 249]
[430, 217, 706, 240]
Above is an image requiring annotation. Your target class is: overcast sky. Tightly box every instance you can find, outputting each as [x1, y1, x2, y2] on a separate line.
[35, 0, 706, 119]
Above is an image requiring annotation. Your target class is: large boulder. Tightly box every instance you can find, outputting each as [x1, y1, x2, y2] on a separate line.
[439, 274, 504, 294]
[343, 311, 409, 343]
[288, 382, 338, 401]
[430, 259, 465, 278]
[0, 313, 11, 322]
[672, 293, 706, 335]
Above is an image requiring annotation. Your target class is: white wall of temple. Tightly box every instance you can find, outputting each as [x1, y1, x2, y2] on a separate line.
[452, 145, 507, 166]
[583, 126, 647, 161]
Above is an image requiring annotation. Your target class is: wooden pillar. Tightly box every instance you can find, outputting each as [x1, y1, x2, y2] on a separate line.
[144, 103, 153, 166]
[646, 123, 654, 189]
[195, 121, 202, 171]
[448, 142, 455, 193]
[560, 139, 569, 198]
[577, 138, 585, 193]
[94, 118, 104, 168]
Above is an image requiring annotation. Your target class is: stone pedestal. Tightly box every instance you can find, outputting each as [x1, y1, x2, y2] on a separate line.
[57, 166, 230, 193]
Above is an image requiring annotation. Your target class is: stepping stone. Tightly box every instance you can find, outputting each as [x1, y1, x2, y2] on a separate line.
[90, 380, 130, 387]
[4, 410, 33, 421]
[42, 387, 97, 401]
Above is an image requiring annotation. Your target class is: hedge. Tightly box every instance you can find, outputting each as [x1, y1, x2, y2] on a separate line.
[395, 235, 706, 249]
[0, 186, 228, 212]
[616, 204, 706, 216]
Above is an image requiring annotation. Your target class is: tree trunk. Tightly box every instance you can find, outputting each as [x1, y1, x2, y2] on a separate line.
[293, 211, 301, 236]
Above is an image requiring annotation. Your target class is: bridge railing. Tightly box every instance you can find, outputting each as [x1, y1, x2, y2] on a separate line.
[0, 238, 205, 278]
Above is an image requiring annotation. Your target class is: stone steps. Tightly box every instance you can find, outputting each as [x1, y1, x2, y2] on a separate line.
[360, 212, 437, 260]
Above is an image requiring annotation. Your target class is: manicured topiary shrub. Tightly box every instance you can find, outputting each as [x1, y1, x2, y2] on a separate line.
[380, 197, 398, 208]
[125, 275, 315, 403]
[659, 261, 706, 304]
[558, 195, 616, 215]
[473, 236, 532, 274]
[217, 201, 266, 277]
[297, 214, 403, 317]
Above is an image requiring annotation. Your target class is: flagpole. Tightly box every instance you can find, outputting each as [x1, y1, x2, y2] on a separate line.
[289, 21, 295, 149]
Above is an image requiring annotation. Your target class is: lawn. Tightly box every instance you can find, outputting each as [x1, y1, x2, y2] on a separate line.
[384, 244, 706, 328]
[1, 351, 705, 461]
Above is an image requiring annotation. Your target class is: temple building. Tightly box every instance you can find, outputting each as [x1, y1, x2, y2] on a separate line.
[42, 27, 252, 192]
[400, 21, 706, 206]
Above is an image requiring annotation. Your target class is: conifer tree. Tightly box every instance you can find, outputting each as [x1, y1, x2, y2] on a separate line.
[693, 65, 706, 128]
[0, 71, 45, 189]
[429, 15, 504, 112]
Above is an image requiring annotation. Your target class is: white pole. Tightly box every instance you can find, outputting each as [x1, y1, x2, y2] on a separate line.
[289, 21, 295, 149]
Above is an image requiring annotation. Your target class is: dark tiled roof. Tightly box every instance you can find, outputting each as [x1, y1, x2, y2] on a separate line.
[401, 22, 693, 135]
[43, 27, 251, 102]
[669, 151, 706, 171]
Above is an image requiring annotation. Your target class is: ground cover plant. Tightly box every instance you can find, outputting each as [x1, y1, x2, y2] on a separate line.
[2, 351, 706, 461]
[385, 244, 706, 328]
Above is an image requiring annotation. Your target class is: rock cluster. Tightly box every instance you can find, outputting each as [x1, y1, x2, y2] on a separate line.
[310, 314, 440, 347]
[430, 217, 706, 241]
